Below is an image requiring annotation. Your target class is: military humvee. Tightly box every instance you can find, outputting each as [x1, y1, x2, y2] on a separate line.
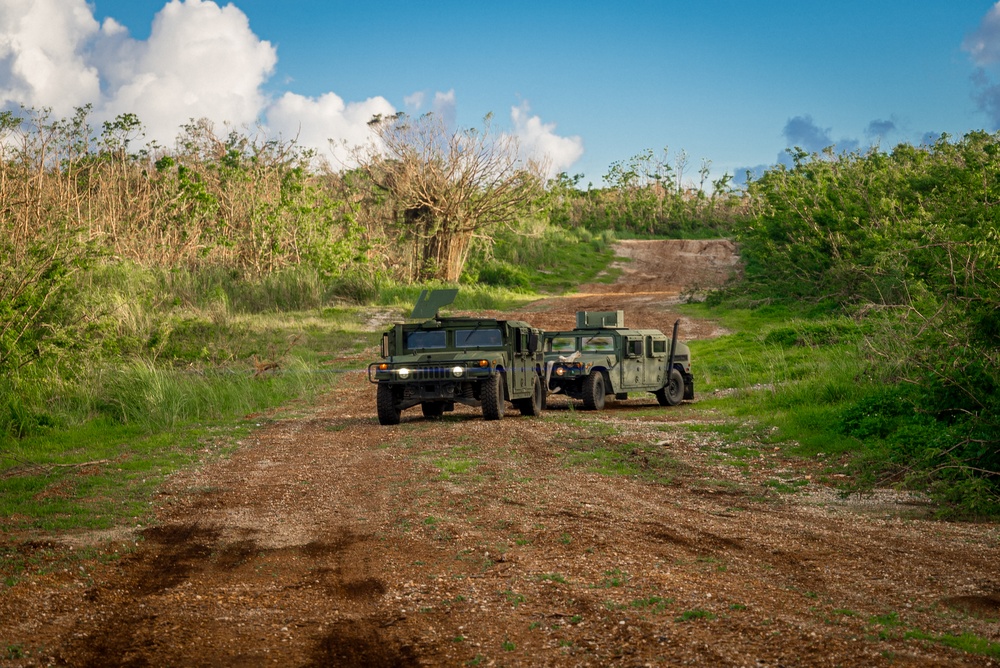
[368, 289, 546, 425]
[543, 311, 693, 410]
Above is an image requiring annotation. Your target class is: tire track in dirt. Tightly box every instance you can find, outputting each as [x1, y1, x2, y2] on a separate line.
[3, 240, 999, 667]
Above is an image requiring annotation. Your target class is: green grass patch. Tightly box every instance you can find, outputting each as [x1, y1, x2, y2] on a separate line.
[675, 609, 717, 622]
[1, 291, 373, 534]
[905, 630, 1000, 659]
[630, 596, 673, 614]
[433, 457, 478, 480]
[681, 299, 1000, 516]
[564, 439, 682, 483]
[464, 222, 618, 294]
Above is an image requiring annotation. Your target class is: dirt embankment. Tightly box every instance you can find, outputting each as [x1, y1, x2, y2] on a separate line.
[3, 240, 999, 667]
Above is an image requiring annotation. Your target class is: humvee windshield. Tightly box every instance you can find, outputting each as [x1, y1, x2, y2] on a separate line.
[549, 336, 577, 353]
[581, 335, 615, 352]
[455, 328, 503, 348]
[405, 330, 447, 350]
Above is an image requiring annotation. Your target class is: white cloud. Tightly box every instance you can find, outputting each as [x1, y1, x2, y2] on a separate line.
[0, 1, 584, 175]
[403, 91, 425, 111]
[97, 0, 278, 145]
[266, 91, 395, 167]
[510, 102, 584, 179]
[432, 89, 456, 128]
[963, 2, 1000, 66]
[0, 0, 102, 115]
[402, 88, 456, 128]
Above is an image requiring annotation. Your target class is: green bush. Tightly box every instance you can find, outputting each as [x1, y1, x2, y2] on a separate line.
[720, 134, 1000, 514]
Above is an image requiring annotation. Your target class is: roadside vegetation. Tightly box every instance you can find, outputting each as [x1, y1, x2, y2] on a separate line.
[695, 134, 1000, 517]
[1, 103, 998, 533]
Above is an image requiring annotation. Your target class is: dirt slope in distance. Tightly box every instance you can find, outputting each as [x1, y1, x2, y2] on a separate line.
[3, 240, 999, 667]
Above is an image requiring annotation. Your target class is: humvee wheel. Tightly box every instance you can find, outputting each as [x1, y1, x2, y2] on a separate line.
[515, 374, 544, 416]
[482, 374, 505, 421]
[421, 402, 445, 419]
[376, 383, 401, 425]
[656, 368, 685, 406]
[582, 371, 606, 411]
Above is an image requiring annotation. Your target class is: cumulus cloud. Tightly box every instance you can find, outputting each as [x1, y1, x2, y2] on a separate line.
[963, 4, 1000, 129]
[0, 0, 585, 174]
[865, 118, 897, 140]
[266, 91, 395, 167]
[781, 115, 860, 157]
[402, 88, 457, 130]
[510, 102, 583, 179]
[963, 2, 1000, 67]
[734, 114, 888, 185]
[0, 0, 102, 115]
[782, 115, 834, 152]
[403, 91, 425, 111]
[102, 0, 278, 143]
[0, 0, 278, 143]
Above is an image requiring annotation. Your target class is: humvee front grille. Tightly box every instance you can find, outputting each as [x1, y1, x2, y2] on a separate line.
[411, 365, 451, 381]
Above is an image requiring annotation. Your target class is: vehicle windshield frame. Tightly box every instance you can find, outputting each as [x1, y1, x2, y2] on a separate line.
[454, 328, 504, 348]
[404, 329, 447, 350]
[581, 335, 615, 352]
[547, 335, 578, 353]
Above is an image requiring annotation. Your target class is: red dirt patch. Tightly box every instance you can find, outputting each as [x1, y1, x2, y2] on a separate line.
[2, 240, 998, 667]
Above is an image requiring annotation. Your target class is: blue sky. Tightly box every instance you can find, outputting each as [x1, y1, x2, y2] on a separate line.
[2, 1, 999, 186]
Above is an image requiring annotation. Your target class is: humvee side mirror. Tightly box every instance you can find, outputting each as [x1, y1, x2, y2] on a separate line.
[381, 333, 390, 358]
[528, 331, 539, 354]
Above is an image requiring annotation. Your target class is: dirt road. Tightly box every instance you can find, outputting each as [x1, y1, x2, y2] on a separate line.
[3, 240, 999, 667]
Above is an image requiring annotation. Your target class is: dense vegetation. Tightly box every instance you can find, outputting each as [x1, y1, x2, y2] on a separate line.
[715, 134, 1000, 515]
[1, 104, 998, 522]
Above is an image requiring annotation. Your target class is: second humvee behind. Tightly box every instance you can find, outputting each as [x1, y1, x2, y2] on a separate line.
[543, 311, 693, 410]
[368, 289, 545, 425]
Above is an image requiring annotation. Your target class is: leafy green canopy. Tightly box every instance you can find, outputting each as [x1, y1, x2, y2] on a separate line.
[732, 133, 1000, 513]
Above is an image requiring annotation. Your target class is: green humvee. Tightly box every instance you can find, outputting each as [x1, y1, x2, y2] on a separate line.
[368, 289, 545, 425]
[543, 311, 694, 410]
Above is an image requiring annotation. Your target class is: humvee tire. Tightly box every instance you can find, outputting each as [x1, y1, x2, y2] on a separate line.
[655, 368, 685, 407]
[582, 371, 606, 411]
[514, 375, 544, 416]
[421, 402, 445, 419]
[482, 373, 505, 421]
[376, 383, 401, 425]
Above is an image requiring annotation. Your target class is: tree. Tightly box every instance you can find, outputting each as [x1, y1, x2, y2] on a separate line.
[356, 112, 542, 282]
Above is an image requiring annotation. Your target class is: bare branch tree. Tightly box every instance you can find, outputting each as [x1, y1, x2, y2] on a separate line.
[355, 112, 543, 282]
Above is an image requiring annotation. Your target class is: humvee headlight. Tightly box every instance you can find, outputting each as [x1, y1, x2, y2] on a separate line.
[452, 366, 465, 377]
[396, 367, 411, 379]
[555, 366, 565, 376]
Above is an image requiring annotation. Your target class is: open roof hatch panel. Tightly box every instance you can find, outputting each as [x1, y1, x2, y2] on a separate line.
[410, 288, 459, 319]
[575, 310, 625, 328]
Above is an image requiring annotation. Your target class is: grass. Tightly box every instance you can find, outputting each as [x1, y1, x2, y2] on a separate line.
[1, 276, 381, 541]
[630, 596, 673, 614]
[860, 610, 1000, 660]
[675, 609, 717, 622]
[905, 630, 1000, 659]
[565, 439, 682, 484]
[677, 302, 893, 479]
[433, 457, 478, 480]
[9, 236, 623, 541]
[464, 222, 619, 294]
